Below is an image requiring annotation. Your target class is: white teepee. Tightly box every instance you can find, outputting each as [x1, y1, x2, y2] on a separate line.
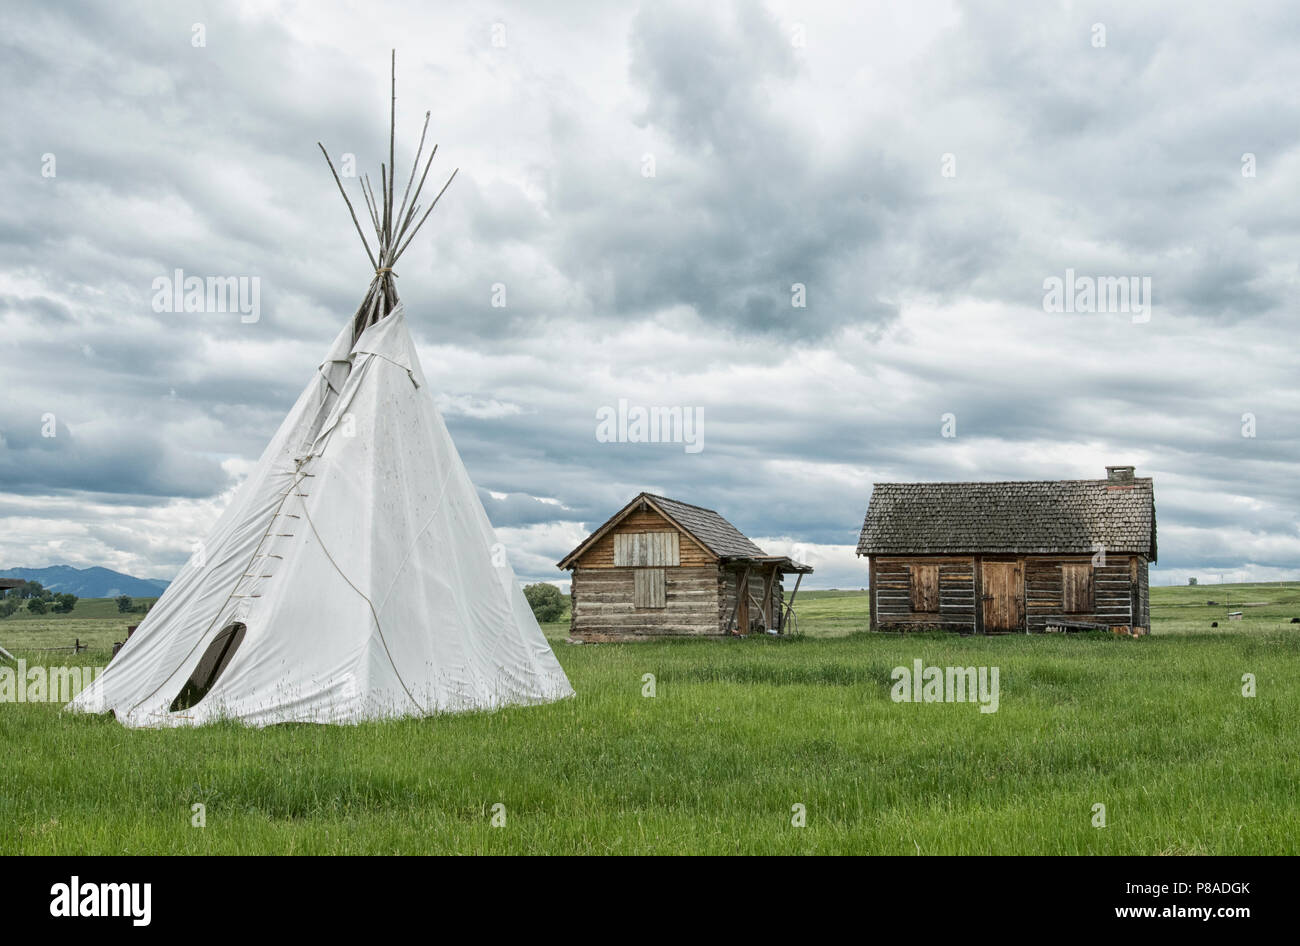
[69, 55, 573, 728]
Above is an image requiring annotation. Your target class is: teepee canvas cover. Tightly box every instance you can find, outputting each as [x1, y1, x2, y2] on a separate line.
[70, 56, 573, 727]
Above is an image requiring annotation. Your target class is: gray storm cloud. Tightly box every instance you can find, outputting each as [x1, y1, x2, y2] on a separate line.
[0, 0, 1296, 588]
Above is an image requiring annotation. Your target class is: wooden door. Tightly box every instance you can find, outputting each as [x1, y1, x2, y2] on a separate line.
[981, 562, 1022, 632]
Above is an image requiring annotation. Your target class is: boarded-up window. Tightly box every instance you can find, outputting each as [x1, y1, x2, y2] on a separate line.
[633, 568, 666, 609]
[614, 532, 680, 567]
[909, 564, 939, 613]
[1062, 564, 1094, 613]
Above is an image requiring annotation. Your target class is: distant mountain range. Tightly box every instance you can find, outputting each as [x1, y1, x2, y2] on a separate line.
[0, 565, 169, 599]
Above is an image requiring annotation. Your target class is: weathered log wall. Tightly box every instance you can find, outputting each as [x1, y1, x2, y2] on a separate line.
[1135, 555, 1150, 627]
[1025, 556, 1128, 630]
[872, 557, 976, 629]
[571, 566, 720, 641]
[870, 554, 1150, 633]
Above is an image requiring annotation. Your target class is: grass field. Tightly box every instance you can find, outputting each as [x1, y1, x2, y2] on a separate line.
[0, 596, 158, 653]
[2, 583, 1298, 854]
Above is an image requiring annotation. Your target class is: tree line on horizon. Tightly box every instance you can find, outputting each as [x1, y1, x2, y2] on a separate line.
[1, 581, 78, 617]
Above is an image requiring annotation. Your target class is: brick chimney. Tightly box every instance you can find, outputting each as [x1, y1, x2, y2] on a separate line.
[1106, 465, 1135, 485]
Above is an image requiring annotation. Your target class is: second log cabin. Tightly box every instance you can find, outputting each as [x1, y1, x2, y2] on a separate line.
[856, 466, 1156, 634]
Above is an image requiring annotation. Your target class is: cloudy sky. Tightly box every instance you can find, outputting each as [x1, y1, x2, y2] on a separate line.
[1, 0, 1296, 591]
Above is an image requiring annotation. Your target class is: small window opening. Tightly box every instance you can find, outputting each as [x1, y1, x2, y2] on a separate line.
[634, 568, 666, 609]
[1062, 564, 1095, 614]
[910, 564, 940, 613]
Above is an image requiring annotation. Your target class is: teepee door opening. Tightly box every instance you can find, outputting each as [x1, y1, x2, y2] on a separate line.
[170, 622, 247, 712]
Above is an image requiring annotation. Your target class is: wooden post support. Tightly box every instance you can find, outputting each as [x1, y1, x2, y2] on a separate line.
[736, 570, 750, 635]
[762, 565, 777, 630]
[784, 571, 804, 635]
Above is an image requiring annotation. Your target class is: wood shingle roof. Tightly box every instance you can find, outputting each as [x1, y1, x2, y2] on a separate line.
[557, 492, 800, 570]
[857, 477, 1156, 559]
[642, 494, 767, 559]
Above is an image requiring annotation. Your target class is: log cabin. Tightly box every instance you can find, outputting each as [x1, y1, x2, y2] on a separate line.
[557, 493, 813, 641]
[857, 466, 1156, 634]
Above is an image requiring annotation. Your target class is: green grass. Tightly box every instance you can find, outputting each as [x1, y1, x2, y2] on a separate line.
[1148, 581, 1300, 636]
[2, 585, 1298, 854]
[0, 597, 158, 653]
[782, 589, 876, 638]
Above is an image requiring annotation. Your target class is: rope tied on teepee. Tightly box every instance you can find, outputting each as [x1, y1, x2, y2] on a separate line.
[317, 50, 458, 344]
